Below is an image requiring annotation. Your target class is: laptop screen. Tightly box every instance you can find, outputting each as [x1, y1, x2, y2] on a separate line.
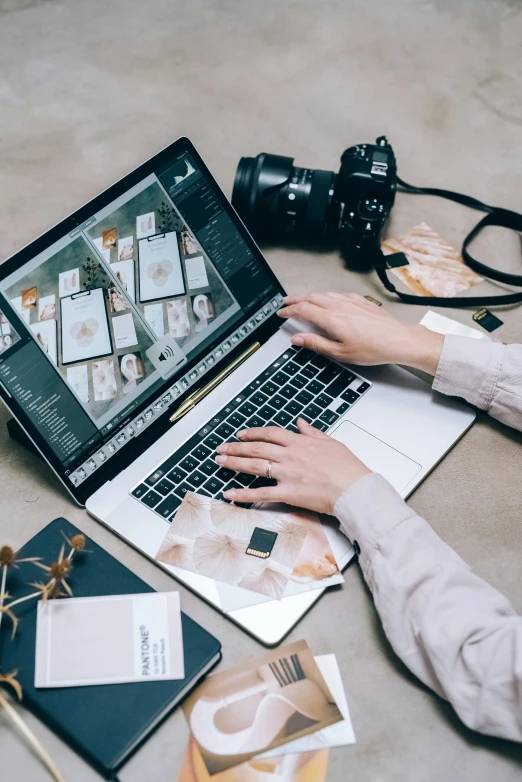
[0, 138, 284, 500]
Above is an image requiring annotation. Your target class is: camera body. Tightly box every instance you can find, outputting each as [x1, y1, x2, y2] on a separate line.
[232, 136, 397, 267]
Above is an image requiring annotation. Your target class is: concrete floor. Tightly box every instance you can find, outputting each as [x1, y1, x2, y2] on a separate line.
[1, 1, 522, 780]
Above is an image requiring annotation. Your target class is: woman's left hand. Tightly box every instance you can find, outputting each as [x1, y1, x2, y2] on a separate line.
[216, 419, 371, 514]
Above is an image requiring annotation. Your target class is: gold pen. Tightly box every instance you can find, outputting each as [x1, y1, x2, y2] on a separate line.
[169, 341, 261, 423]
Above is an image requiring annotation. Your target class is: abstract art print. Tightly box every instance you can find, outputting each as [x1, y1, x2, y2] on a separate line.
[156, 494, 343, 601]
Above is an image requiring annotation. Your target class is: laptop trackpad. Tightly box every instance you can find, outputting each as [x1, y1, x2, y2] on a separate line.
[329, 421, 422, 493]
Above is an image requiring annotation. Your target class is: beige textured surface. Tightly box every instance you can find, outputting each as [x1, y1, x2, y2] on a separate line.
[1, 1, 522, 780]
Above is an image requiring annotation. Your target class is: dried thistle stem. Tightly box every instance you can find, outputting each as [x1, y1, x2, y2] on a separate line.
[0, 691, 69, 782]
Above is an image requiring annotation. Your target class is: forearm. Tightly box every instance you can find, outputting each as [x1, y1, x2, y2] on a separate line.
[336, 473, 522, 741]
[433, 336, 522, 431]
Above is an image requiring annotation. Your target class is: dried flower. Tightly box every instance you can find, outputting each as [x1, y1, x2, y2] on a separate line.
[0, 545, 40, 569]
[33, 544, 74, 597]
[0, 602, 19, 639]
[28, 581, 66, 602]
[0, 671, 22, 700]
[66, 534, 86, 552]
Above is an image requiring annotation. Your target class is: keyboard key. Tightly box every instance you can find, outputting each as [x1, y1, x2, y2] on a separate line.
[272, 371, 290, 386]
[312, 421, 329, 431]
[316, 364, 341, 386]
[288, 423, 299, 433]
[228, 412, 247, 429]
[295, 389, 314, 405]
[167, 466, 188, 484]
[245, 415, 265, 429]
[283, 361, 300, 376]
[220, 398, 244, 417]
[224, 480, 242, 494]
[173, 482, 192, 500]
[325, 373, 352, 399]
[216, 422, 235, 439]
[307, 380, 325, 395]
[192, 444, 211, 462]
[273, 410, 292, 426]
[258, 404, 278, 421]
[341, 389, 360, 404]
[309, 354, 329, 369]
[316, 393, 334, 409]
[279, 384, 298, 400]
[319, 410, 339, 425]
[156, 478, 175, 496]
[303, 403, 322, 420]
[251, 391, 269, 407]
[289, 374, 307, 389]
[245, 378, 264, 395]
[200, 459, 219, 477]
[180, 455, 198, 473]
[145, 468, 165, 486]
[132, 484, 149, 498]
[300, 364, 319, 379]
[336, 402, 350, 414]
[250, 476, 277, 489]
[204, 433, 223, 450]
[261, 380, 278, 396]
[237, 401, 256, 418]
[187, 470, 207, 488]
[236, 472, 255, 486]
[203, 476, 225, 494]
[290, 349, 314, 366]
[141, 490, 162, 508]
[216, 467, 236, 483]
[358, 382, 370, 393]
[195, 489, 211, 497]
[156, 493, 182, 519]
[269, 395, 286, 410]
[284, 400, 304, 417]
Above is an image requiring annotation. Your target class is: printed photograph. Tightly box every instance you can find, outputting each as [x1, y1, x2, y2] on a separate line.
[58, 268, 80, 298]
[155, 494, 343, 600]
[181, 230, 202, 256]
[192, 293, 214, 332]
[179, 735, 329, 782]
[21, 286, 37, 309]
[118, 352, 144, 394]
[167, 298, 190, 338]
[117, 236, 134, 261]
[92, 358, 117, 401]
[66, 364, 89, 404]
[38, 293, 56, 321]
[30, 319, 58, 364]
[182, 640, 342, 776]
[102, 227, 118, 249]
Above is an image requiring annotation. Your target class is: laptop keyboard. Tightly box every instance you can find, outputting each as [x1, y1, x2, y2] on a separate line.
[130, 346, 371, 521]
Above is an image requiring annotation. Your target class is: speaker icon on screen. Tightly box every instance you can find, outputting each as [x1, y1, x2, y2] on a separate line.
[158, 345, 175, 362]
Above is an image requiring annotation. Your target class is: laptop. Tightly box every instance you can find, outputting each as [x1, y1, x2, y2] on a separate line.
[0, 137, 475, 646]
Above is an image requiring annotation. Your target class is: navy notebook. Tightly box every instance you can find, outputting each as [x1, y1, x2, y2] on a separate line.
[0, 518, 221, 779]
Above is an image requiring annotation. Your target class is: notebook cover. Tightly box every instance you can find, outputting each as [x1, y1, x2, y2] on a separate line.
[0, 519, 221, 778]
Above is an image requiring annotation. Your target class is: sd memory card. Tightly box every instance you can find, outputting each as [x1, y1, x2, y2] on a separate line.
[472, 308, 503, 333]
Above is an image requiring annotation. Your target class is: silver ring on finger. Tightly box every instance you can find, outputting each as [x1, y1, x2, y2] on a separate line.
[265, 460, 273, 481]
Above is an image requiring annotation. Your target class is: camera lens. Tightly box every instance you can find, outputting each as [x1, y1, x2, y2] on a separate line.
[232, 153, 337, 240]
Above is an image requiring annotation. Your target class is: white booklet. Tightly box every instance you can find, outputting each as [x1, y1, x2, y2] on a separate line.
[35, 592, 185, 688]
[60, 288, 112, 364]
[138, 231, 185, 302]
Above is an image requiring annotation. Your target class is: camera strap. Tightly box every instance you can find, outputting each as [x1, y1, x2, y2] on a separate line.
[374, 176, 522, 307]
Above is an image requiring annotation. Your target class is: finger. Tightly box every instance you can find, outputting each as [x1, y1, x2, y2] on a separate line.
[216, 440, 284, 461]
[215, 454, 280, 477]
[297, 417, 329, 439]
[223, 485, 285, 503]
[291, 332, 342, 357]
[236, 426, 297, 446]
[276, 301, 333, 331]
[281, 293, 337, 309]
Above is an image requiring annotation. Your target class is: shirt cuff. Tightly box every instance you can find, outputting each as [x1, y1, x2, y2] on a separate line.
[334, 473, 417, 572]
[432, 334, 504, 411]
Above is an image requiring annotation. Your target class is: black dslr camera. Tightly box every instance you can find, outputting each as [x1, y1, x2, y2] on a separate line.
[232, 136, 397, 268]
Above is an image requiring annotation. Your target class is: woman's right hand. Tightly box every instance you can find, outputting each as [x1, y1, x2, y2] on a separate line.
[277, 291, 445, 375]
